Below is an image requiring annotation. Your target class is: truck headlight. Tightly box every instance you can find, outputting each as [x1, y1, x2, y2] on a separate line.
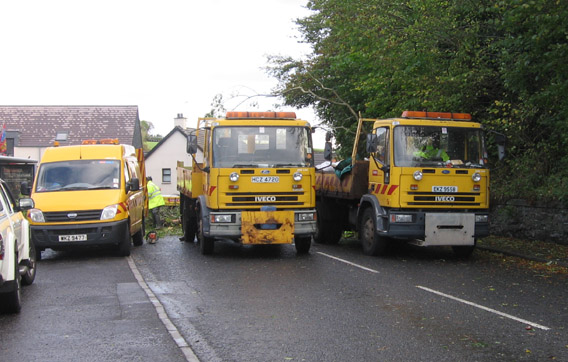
[413, 170, 423, 181]
[296, 212, 315, 221]
[101, 205, 118, 220]
[28, 209, 45, 223]
[472, 172, 481, 182]
[475, 214, 489, 223]
[390, 214, 413, 223]
[229, 172, 239, 182]
[293, 172, 303, 182]
[212, 214, 233, 223]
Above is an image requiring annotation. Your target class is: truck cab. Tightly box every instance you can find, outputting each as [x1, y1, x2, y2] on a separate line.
[179, 111, 317, 254]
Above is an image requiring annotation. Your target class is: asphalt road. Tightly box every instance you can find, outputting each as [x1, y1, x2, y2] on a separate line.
[1, 237, 566, 361]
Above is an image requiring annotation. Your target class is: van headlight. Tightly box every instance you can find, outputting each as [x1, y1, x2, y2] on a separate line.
[28, 209, 45, 223]
[101, 205, 118, 220]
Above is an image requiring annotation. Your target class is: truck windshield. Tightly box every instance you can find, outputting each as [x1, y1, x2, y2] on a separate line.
[393, 126, 486, 168]
[35, 160, 120, 192]
[212, 126, 313, 168]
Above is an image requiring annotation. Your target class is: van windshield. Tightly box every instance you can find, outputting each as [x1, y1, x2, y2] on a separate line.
[35, 160, 120, 192]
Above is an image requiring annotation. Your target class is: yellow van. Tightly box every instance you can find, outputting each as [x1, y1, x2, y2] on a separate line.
[24, 141, 146, 257]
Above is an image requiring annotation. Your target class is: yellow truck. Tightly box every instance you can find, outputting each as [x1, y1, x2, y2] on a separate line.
[23, 140, 147, 257]
[316, 111, 505, 257]
[177, 111, 317, 254]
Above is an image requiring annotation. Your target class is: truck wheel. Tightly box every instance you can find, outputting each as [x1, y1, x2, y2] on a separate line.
[21, 239, 37, 286]
[314, 205, 343, 245]
[2, 253, 22, 313]
[314, 218, 343, 245]
[132, 217, 144, 247]
[117, 224, 132, 257]
[295, 236, 311, 254]
[182, 201, 197, 243]
[360, 208, 389, 256]
[198, 212, 214, 255]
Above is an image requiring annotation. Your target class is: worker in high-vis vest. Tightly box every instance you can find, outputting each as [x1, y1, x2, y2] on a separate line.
[147, 176, 165, 229]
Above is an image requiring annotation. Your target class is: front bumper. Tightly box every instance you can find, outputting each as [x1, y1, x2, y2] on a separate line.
[31, 219, 128, 250]
[204, 209, 317, 242]
[379, 210, 489, 244]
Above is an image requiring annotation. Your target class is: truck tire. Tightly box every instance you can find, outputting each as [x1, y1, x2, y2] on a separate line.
[132, 217, 144, 247]
[1, 253, 22, 313]
[198, 210, 214, 255]
[295, 236, 311, 254]
[360, 208, 389, 256]
[182, 199, 197, 243]
[314, 213, 343, 245]
[21, 239, 37, 286]
[314, 198, 344, 245]
[117, 224, 132, 257]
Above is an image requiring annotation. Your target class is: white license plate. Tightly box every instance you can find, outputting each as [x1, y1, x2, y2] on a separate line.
[432, 186, 458, 193]
[251, 176, 279, 183]
[59, 234, 87, 242]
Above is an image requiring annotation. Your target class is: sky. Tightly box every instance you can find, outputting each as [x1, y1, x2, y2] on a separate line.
[0, 0, 328, 147]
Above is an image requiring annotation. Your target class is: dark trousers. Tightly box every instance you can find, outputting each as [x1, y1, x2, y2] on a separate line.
[150, 206, 162, 228]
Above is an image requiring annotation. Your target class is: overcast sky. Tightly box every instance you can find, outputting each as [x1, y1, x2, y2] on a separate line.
[0, 0, 327, 146]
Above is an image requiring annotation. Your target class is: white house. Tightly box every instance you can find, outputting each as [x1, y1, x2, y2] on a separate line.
[144, 114, 203, 200]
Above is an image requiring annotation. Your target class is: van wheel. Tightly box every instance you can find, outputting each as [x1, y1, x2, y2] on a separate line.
[198, 210, 214, 255]
[360, 208, 389, 256]
[1, 253, 22, 313]
[295, 236, 311, 254]
[132, 217, 144, 247]
[117, 224, 132, 257]
[22, 239, 37, 286]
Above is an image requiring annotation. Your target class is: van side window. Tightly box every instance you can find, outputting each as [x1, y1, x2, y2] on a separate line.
[124, 161, 131, 184]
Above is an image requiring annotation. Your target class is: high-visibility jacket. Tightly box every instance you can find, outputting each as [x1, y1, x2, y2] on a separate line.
[414, 145, 449, 162]
[147, 180, 165, 209]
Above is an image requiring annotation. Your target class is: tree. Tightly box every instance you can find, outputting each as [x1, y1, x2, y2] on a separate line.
[269, 0, 568, 202]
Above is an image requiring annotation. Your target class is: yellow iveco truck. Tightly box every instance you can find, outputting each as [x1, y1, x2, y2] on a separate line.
[177, 111, 317, 255]
[24, 139, 147, 258]
[315, 111, 505, 257]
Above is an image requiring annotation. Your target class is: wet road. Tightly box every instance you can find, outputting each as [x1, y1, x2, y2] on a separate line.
[1, 237, 566, 361]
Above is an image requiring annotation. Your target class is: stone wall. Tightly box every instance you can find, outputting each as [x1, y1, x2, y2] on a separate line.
[490, 199, 568, 245]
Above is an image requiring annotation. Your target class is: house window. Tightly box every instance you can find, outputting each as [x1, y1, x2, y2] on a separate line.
[6, 138, 14, 156]
[162, 168, 171, 183]
[55, 131, 68, 142]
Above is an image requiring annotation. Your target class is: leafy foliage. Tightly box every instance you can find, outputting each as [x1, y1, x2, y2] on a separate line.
[268, 0, 568, 202]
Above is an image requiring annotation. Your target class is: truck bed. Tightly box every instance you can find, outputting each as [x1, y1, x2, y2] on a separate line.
[315, 160, 369, 200]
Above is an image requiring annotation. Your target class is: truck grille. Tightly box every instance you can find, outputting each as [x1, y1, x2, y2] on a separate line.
[225, 192, 304, 206]
[407, 192, 480, 206]
[44, 210, 102, 222]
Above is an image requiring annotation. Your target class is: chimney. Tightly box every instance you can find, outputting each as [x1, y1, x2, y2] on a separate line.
[174, 113, 187, 129]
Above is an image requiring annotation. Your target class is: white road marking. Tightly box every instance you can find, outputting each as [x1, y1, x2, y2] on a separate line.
[316, 251, 551, 331]
[317, 252, 380, 273]
[127, 256, 200, 362]
[416, 285, 551, 331]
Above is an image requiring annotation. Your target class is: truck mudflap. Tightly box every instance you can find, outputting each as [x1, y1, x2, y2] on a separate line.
[241, 210, 294, 245]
